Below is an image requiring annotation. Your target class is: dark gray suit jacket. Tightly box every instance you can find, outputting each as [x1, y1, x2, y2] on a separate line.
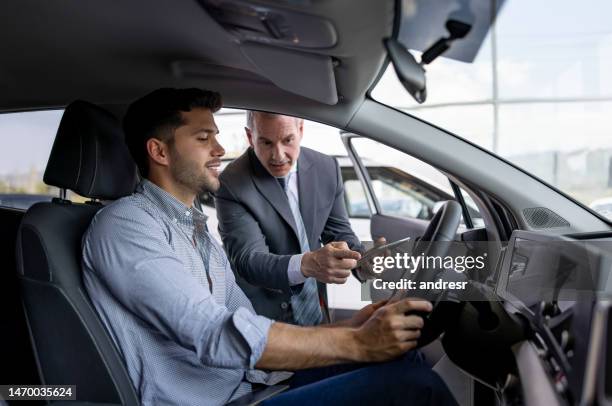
[215, 147, 362, 322]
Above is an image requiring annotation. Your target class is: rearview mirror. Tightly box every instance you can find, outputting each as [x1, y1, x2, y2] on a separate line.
[384, 38, 427, 103]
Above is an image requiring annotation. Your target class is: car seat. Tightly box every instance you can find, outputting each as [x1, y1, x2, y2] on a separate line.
[15, 100, 140, 405]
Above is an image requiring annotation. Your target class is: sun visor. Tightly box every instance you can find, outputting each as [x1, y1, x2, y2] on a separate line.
[399, 0, 506, 63]
[198, 0, 337, 49]
[240, 42, 338, 105]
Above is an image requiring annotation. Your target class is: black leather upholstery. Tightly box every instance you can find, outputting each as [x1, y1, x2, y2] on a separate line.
[16, 101, 139, 405]
[0, 208, 41, 390]
[43, 100, 137, 200]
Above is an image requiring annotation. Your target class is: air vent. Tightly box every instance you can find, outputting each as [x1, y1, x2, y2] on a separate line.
[522, 207, 570, 229]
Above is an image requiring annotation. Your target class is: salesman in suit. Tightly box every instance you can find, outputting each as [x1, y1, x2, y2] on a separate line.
[215, 111, 364, 325]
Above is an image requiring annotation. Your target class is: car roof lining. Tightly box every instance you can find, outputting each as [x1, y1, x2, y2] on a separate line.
[1, 0, 393, 128]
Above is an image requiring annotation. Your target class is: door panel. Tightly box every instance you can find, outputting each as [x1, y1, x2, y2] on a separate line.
[370, 213, 428, 243]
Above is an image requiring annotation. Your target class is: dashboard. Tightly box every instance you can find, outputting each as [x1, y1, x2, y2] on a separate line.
[495, 230, 612, 405]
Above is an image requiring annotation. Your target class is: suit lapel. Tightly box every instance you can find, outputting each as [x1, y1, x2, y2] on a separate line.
[248, 148, 300, 239]
[297, 151, 316, 246]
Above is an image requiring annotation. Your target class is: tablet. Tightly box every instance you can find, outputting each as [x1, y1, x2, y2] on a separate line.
[357, 236, 413, 268]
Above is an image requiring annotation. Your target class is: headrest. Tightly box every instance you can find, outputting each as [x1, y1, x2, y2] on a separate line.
[43, 100, 138, 200]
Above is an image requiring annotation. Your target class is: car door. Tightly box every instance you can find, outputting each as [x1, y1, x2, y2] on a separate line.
[340, 133, 482, 243]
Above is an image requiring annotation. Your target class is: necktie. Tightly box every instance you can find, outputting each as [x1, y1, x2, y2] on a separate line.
[278, 175, 322, 326]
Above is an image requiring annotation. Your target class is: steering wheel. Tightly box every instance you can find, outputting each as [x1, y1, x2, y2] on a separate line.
[391, 200, 464, 347]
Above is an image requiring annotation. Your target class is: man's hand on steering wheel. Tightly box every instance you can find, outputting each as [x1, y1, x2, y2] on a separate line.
[390, 200, 464, 348]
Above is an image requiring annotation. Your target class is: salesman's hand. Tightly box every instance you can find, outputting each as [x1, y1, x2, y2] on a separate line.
[351, 298, 431, 362]
[301, 241, 361, 284]
[355, 236, 389, 280]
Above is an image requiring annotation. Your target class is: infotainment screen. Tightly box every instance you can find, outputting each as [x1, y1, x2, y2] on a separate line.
[496, 231, 612, 403]
[496, 231, 606, 315]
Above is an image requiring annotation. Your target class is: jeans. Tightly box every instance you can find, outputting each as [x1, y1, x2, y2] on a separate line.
[262, 351, 458, 406]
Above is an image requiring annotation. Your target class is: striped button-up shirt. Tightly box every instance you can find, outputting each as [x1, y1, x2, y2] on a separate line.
[82, 180, 290, 405]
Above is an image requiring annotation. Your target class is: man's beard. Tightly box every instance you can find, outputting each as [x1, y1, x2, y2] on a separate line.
[169, 147, 219, 194]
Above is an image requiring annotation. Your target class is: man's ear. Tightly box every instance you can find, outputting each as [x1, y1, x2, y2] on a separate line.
[146, 138, 170, 168]
[245, 127, 255, 148]
[297, 118, 304, 139]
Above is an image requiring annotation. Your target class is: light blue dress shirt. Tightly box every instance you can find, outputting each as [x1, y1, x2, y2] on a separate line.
[82, 180, 291, 405]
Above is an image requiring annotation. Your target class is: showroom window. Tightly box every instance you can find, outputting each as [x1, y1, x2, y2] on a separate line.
[372, 0, 612, 216]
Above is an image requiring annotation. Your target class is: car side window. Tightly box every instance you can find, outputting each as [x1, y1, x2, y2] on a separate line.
[460, 188, 485, 227]
[339, 167, 371, 218]
[0, 110, 64, 210]
[350, 137, 453, 221]
[371, 179, 428, 218]
[349, 137, 485, 228]
[208, 108, 352, 242]
[368, 167, 449, 220]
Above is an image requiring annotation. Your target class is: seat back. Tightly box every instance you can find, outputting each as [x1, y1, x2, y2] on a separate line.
[15, 101, 139, 405]
[0, 207, 40, 388]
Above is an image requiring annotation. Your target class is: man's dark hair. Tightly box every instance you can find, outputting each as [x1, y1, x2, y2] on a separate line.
[123, 88, 222, 177]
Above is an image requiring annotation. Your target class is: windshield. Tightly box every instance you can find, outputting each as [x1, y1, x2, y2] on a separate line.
[372, 0, 612, 219]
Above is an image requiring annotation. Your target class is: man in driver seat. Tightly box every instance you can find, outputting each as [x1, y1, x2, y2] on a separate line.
[82, 88, 457, 405]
